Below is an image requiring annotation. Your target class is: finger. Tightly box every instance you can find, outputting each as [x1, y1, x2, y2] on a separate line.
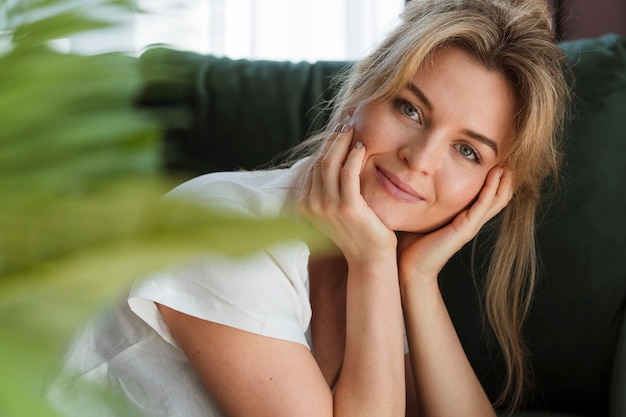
[468, 166, 513, 224]
[321, 124, 354, 198]
[317, 123, 343, 158]
[443, 167, 512, 251]
[453, 167, 504, 237]
[464, 167, 501, 218]
[340, 139, 366, 203]
[303, 124, 350, 216]
[478, 166, 513, 221]
[307, 124, 343, 200]
[488, 167, 514, 216]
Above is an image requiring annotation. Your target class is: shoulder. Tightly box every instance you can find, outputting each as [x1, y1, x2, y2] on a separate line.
[164, 160, 309, 218]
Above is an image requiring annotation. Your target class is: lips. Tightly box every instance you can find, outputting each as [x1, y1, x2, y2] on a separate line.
[375, 166, 424, 202]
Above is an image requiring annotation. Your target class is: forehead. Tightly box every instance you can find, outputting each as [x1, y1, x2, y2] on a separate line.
[409, 47, 517, 150]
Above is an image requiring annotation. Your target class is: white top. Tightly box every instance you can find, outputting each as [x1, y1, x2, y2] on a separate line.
[47, 161, 313, 417]
[47, 160, 409, 417]
[128, 161, 313, 351]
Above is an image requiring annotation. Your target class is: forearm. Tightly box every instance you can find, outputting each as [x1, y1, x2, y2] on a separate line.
[334, 260, 406, 417]
[401, 279, 496, 417]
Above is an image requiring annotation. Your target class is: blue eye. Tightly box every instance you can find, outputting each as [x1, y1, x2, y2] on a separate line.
[455, 143, 481, 163]
[394, 99, 421, 123]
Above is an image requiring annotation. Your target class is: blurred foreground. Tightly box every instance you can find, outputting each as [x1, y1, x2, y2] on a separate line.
[0, 1, 322, 415]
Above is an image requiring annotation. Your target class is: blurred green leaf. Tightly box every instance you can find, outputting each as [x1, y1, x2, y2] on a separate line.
[0, 0, 327, 415]
[0, 176, 322, 362]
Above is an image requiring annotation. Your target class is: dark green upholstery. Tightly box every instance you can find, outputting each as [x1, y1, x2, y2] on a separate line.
[137, 34, 626, 417]
[137, 48, 349, 176]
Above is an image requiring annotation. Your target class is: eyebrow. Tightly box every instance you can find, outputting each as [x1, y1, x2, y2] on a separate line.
[462, 129, 499, 156]
[406, 82, 434, 112]
[405, 82, 499, 156]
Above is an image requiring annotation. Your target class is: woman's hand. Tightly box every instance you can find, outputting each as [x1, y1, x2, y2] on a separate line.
[297, 124, 397, 266]
[397, 166, 514, 284]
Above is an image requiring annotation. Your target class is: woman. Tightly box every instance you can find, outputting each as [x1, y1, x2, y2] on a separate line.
[48, 0, 570, 416]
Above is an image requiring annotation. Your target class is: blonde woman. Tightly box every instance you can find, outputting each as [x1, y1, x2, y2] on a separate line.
[48, 1, 570, 416]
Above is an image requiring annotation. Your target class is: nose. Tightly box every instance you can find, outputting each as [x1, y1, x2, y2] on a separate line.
[398, 134, 443, 175]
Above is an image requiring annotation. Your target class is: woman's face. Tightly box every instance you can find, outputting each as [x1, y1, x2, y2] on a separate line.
[351, 46, 516, 233]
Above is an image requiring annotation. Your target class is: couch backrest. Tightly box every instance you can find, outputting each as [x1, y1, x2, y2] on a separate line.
[137, 34, 626, 416]
[137, 48, 348, 177]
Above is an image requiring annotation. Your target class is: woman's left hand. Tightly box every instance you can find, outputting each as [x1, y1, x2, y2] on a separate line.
[397, 166, 514, 284]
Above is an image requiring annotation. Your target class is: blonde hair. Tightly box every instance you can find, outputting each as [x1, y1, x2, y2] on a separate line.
[289, 0, 571, 410]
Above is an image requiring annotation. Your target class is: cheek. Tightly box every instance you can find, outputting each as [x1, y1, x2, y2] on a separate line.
[350, 108, 394, 149]
[442, 171, 486, 210]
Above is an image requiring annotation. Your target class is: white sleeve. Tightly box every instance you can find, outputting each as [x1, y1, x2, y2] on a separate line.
[128, 240, 312, 350]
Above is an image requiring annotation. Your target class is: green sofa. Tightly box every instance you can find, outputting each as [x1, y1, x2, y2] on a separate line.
[137, 34, 626, 417]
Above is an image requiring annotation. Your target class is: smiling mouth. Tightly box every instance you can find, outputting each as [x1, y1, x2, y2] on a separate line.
[375, 166, 424, 202]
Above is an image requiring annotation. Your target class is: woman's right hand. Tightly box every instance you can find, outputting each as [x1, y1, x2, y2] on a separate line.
[297, 125, 407, 417]
[297, 124, 398, 266]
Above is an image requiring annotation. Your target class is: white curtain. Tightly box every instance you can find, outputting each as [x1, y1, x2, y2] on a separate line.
[133, 0, 405, 62]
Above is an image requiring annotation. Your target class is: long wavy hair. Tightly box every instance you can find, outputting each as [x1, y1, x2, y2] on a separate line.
[289, 0, 571, 410]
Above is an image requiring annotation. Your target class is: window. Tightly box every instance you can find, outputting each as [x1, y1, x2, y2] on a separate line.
[72, 0, 406, 61]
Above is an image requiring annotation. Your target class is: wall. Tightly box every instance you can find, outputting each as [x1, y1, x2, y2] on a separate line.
[554, 0, 626, 39]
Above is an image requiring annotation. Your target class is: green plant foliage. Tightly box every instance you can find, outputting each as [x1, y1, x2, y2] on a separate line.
[0, 1, 326, 415]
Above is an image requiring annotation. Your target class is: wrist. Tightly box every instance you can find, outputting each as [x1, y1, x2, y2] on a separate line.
[399, 269, 440, 296]
[398, 254, 443, 287]
[347, 254, 398, 279]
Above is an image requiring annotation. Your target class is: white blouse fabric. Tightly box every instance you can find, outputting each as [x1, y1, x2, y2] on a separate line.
[47, 161, 314, 417]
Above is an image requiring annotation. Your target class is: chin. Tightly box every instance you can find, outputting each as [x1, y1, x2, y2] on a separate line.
[366, 194, 458, 234]
[379, 216, 429, 234]
[386, 215, 455, 235]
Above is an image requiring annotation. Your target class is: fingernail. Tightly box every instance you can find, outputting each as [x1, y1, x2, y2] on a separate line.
[341, 124, 352, 133]
[333, 123, 342, 133]
[499, 168, 504, 178]
[354, 141, 363, 149]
